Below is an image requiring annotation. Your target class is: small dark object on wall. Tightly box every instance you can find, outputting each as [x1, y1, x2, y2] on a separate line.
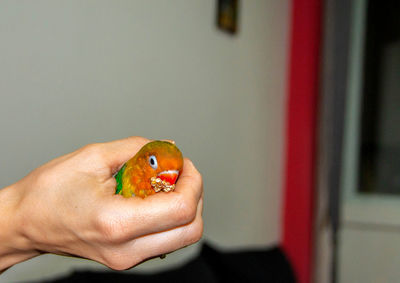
[216, 0, 239, 35]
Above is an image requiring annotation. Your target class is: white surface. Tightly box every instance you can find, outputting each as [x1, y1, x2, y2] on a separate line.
[339, 226, 400, 283]
[0, 1, 290, 282]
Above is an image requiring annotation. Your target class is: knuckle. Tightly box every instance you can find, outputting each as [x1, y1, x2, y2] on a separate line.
[194, 170, 203, 187]
[81, 143, 107, 164]
[185, 158, 203, 185]
[108, 262, 130, 271]
[34, 168, 56, 188]
[82, 143, 100, 153]
[82, 143, 103, 157]
[103, 251, 139, 271]
[173, 194, 197, 225]
[183, 157, 193, 167]
[184, 219, 204, 246]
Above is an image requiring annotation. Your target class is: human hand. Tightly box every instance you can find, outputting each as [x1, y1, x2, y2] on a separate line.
[0, 137, 203, 272]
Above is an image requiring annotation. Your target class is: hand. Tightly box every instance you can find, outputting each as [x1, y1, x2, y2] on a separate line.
[0, 137, 203, 272]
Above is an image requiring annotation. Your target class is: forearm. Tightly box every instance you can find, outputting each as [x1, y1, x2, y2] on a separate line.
[0, 184, 39, 273]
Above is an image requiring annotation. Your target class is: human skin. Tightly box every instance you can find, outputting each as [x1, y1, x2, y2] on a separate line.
[0, 136, 203, 273]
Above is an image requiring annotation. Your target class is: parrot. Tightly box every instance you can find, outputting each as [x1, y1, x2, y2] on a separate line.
[115, 140, 184, 198]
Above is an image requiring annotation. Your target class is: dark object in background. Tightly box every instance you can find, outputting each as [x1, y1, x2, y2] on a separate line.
[358, 0, 400, 195]
[42, 242, 295, 283]
[216, 0, 239, 35]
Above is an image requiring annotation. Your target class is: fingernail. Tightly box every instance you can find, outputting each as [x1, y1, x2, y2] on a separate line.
[162, 139, 175, 144]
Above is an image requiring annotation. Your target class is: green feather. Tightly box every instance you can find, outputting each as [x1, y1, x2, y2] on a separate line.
[115, 164, 126, 195]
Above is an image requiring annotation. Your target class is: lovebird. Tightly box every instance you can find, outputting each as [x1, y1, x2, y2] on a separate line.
[115, 140, 183, 198]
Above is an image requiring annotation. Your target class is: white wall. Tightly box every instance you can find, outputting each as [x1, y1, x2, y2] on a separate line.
[339, 226, 400, 283]
[0, 1, 290, 282]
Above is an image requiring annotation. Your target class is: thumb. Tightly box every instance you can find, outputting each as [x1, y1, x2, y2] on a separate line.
[102, 136, 151, 173]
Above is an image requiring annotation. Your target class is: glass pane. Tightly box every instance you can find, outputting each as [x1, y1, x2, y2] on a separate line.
[359, 0, 400, 194]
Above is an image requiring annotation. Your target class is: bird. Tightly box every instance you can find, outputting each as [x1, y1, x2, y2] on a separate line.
[115, 140, 183, 198]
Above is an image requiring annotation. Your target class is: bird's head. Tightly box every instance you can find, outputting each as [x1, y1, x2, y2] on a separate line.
[137, 140, 183, 192]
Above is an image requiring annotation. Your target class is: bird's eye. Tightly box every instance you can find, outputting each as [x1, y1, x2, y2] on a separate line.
[149, 155, 158, 170]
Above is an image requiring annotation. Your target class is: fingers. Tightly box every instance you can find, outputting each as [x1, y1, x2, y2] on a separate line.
[101, 158, 203, 240]
[131, 197, 203, 262]
[101, 197, 203, 270]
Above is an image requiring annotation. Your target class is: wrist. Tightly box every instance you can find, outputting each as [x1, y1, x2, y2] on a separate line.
[0, 183, 39, 272]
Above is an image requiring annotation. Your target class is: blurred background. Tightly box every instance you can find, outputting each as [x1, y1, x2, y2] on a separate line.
[1, 0, 400, 282]
[0, 1, 289, 282]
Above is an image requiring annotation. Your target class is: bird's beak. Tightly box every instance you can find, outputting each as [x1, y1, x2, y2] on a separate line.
[157, 170, 180, 185]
